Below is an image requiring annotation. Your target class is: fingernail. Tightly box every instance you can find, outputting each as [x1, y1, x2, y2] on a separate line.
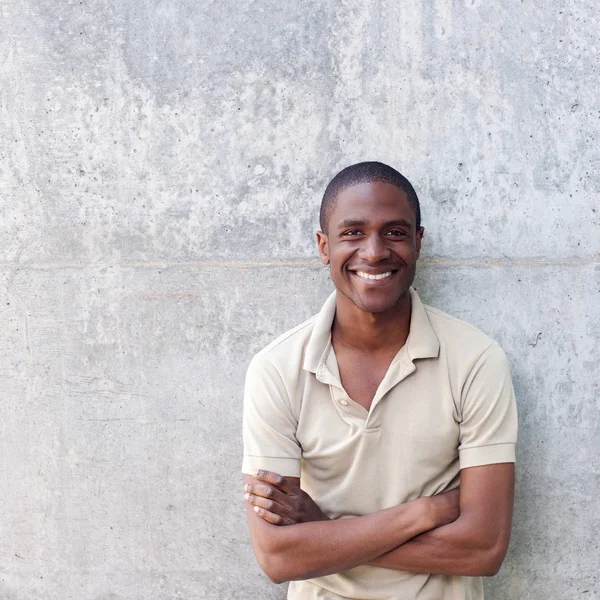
[253, 505, 260, 513]
[244, 493, 249, 501]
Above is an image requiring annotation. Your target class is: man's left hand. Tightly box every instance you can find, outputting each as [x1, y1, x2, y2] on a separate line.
[244, 470, 330, 526]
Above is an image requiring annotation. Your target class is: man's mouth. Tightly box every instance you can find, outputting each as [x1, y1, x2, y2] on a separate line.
[350, 270, 397, 282]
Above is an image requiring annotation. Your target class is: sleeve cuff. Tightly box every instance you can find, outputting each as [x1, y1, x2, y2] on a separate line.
[242, 455, 301, 478]
[459, 443, 516, 469]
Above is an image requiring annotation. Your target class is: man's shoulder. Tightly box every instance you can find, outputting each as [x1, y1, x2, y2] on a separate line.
[423, 302, 498, 356]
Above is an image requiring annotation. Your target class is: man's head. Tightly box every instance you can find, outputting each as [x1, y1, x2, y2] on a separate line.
[319, 162, 421, 234]
[316, 162, 424, 314]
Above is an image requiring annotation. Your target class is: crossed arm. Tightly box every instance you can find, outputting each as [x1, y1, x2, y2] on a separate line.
[243, 463, 514, 584]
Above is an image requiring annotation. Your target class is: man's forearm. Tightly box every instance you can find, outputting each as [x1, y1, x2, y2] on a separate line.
[249, 498, 436, 583]
[369, 464, 515, 577]
[368, 515, 505, 576]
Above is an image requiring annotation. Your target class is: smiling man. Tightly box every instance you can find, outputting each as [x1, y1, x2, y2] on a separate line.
[242, 162, 517, 600]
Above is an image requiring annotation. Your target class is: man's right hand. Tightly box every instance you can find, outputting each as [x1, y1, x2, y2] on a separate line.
[244, 470, 330, 525]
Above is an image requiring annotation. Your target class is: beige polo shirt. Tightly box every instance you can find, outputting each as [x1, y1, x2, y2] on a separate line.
[242, 288, 517, 600]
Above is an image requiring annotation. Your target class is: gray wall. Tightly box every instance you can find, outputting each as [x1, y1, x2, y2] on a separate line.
[0, 1, 598, 599]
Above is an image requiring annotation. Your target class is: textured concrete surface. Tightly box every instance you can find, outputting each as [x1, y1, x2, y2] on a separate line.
[0, 0, 598, 598]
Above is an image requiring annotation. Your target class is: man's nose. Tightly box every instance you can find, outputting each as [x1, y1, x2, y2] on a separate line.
[358, 234, 391, 262]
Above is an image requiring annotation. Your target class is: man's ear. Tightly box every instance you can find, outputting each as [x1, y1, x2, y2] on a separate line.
[316, 231, 330, 265]
[415, 227, 425, 259]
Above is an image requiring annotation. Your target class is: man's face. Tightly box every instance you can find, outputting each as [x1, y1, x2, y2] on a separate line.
[316, 181, 424, 314]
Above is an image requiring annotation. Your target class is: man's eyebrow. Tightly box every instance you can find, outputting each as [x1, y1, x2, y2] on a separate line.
[382, 219, 413, 229]
[338, 219, 365, 228]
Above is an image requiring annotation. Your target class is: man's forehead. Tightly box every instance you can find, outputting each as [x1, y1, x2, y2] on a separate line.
[330, 181, 414, 222]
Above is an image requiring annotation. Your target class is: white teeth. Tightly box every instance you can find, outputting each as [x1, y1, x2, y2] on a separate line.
[355, 271, 393, 281]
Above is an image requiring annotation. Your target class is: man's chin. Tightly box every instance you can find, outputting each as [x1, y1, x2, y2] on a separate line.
[349, 293, 405, 315]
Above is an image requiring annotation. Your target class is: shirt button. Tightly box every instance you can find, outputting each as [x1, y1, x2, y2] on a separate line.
[340, 400, 348, 406]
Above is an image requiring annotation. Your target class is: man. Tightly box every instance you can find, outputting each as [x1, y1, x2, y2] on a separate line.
[241, 161, 518, 600]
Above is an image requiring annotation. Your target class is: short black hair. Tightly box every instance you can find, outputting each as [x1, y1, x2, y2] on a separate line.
[319, 161, 421, 232]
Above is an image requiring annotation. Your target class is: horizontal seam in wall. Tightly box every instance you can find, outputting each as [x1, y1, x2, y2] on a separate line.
[0, 258, 597, 270]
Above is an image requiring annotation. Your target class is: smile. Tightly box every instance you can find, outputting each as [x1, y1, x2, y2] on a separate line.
[352, 270, 395, 282]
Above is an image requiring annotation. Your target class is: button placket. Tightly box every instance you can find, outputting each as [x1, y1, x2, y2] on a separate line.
[319, 341, 369, 419]
[369, 356, 416, 416]
[330, 385, 367, 420]
[365, 401, 381, 430]
[332, 386, 350, 408]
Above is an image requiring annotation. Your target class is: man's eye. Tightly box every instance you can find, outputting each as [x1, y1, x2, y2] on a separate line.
[343, 230, 362, 236]
[386, 230, 407, 237]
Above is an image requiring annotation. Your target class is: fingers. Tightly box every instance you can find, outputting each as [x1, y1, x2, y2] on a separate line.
[245, 491, 289, 519]
[252, 470, 296, 494]
[244, 482, 288, 505]
[251, 504, 291, 526]
[244, 471, 298, 526]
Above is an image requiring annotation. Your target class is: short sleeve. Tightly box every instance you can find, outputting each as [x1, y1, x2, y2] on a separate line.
[458, 343, 518, 469]
[242, 354, 302, 477]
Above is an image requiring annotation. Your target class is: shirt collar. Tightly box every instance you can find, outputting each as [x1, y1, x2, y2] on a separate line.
[303, 287, 440, 374]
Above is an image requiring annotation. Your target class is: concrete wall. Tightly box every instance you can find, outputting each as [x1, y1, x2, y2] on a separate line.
[0, 1, 598, 598]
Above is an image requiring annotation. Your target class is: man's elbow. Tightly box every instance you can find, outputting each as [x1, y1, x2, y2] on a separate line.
[257, 550, 308, 584]
[252, 534, 299, 584]
[451, 523, 509, 577]
[469, 540, 508, 577]
[455, 515, 511, 577]
[256, 553, 287, 584]
[256, 542, 326, 584]
[481, 543, 509, 576]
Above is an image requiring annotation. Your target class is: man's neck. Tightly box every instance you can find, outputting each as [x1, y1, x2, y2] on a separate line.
[331, 291, 412, 356]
